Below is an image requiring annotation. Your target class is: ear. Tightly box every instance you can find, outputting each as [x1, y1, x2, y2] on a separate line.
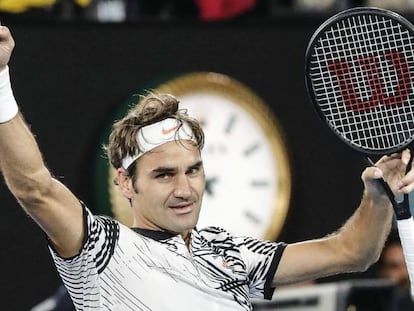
[116, 168, 135, 199]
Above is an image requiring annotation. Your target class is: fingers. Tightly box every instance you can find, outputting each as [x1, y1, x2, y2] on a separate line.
[363, 149, 414, 196]
[0, 25, 14, 68]
[0, 26, 14, 53]
[385, 149, 413, 194]
[401, 149, 411, 165]
[0, 25, 11, 41]
[398, 159, 414, 194]
[375, 151, 407, 166]
[397, 180, 413, 193]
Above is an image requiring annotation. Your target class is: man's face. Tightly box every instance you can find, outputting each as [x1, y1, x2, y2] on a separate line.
[379, 244, 410, 289]
[130, 140, 205, 236]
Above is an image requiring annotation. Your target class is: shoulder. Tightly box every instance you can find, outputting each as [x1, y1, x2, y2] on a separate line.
[197, 226, 251, 250]
[197, 226, 233, 241]
[197, 226, 286, 254]
[82, 202, 119, 227]
[79, 202, 122, 249]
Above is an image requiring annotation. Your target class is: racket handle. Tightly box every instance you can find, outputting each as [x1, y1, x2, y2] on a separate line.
[397, 217, 414, 300]
[375, 178, 412, 220]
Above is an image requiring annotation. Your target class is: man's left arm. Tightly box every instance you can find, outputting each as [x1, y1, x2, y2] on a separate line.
[273, 150, 414, 286]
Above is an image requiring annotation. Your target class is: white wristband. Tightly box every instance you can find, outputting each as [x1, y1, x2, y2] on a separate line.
[0, 65, 18, 123]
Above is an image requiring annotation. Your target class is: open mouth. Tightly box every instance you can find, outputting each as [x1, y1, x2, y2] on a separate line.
[169, 203, 194, 214]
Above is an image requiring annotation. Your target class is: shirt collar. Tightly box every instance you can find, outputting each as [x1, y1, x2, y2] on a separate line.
[131, 227, 198, 242]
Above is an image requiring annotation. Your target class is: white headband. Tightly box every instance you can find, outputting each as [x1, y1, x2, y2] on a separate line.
[121, 118, 196, 169]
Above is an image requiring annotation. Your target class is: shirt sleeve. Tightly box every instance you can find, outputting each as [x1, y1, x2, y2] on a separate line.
[236, 236, 287, 300]
[48, 203, 120, 307]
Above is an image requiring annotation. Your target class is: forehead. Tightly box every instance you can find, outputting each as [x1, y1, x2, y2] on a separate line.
[137, 140, 201, 169]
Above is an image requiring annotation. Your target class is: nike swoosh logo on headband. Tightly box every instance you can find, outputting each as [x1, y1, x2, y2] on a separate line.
[161, 124, 180, 135]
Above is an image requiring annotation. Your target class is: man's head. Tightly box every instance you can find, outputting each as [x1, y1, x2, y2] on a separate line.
[105, 92, 205, 235]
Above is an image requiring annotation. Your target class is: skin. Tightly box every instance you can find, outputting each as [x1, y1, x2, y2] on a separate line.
[0, 26, 414, 288]
[117, 141, 205, 243]
[274, 152, 414, 286]
[379, 243, 410, 290]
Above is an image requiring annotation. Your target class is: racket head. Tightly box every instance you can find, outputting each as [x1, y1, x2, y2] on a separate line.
[305, 7, 414, 155]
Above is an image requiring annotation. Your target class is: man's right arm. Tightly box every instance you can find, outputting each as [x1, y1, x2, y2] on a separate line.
[0, 26, 84, 258]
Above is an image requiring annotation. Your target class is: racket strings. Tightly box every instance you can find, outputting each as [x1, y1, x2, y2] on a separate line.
[310, 12, 414, 151]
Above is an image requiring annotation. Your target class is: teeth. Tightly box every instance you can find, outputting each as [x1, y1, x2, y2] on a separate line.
[171, 204, 190, 209]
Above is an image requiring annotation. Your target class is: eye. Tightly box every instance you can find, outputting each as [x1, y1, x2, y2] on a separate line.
[156, 172, 173, 180]
[187, 166, 201, 176]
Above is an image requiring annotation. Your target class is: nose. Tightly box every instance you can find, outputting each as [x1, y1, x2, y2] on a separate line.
[173, 175, 192, 199]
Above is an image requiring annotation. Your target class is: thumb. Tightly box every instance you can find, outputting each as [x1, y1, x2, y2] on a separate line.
[361, 166, 388, 199]
[362, 166, 383, 182]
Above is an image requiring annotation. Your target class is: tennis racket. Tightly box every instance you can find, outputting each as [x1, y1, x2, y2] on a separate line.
[304, 6, 414, 298]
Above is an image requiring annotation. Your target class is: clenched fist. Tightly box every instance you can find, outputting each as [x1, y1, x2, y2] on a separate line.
[0, 26, 15, 70]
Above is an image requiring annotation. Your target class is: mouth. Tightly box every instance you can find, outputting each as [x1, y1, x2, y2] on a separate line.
[168, 202, 194, 214]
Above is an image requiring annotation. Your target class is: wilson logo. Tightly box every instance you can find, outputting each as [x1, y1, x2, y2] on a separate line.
[328, 49, 411, 112]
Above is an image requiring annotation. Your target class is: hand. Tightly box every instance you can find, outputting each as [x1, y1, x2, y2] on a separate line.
[362, 149, 414, 201]
[0, 25, 15, 70]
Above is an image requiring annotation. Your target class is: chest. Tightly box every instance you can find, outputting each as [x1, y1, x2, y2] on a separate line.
[112, 231, 249, 289]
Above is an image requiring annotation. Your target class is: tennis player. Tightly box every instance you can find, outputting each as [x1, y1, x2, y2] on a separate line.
[0, 25, 413, 311]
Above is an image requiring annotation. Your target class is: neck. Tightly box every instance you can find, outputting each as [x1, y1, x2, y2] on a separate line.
[182, 231, 191, 249]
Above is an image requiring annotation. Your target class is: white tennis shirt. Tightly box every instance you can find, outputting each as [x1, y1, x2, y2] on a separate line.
[49, 205, 286, 311]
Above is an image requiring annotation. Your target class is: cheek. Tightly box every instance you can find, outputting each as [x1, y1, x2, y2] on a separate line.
[194, 174, 206, 190]
[138, 183, 172, 205]
[196, 181, 205, 195]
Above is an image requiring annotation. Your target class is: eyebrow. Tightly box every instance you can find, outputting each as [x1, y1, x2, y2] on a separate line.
[188, 160, 203, 170]
[151, 160, 203, 174]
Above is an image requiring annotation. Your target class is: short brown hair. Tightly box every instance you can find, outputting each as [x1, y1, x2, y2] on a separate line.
[105, 92, 204, 172]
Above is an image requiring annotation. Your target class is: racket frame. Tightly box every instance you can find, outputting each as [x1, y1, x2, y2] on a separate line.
[304, 6, 414, 156]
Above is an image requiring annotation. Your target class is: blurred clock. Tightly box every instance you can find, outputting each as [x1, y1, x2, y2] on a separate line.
[98, 72, 291, 240]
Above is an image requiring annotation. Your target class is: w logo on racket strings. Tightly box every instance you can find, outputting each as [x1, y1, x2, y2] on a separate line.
[328, 50, 412, 112]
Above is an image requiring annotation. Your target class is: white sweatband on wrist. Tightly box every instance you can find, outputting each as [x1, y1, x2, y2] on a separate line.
[0, 65, 18, 123]
[121, 118, 196, 169]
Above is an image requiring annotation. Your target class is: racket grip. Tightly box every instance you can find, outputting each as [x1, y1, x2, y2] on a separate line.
[397, 217, 414, 300]
[375, 178, 411, 220]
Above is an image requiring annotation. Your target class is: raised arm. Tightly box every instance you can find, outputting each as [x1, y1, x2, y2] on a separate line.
[274, 150, 413, 285]
[0, 26, 84, 258]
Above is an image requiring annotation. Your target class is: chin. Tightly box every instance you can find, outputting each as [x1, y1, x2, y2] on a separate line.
[164, 208, 200, 233]
[174, 219, 199, 234]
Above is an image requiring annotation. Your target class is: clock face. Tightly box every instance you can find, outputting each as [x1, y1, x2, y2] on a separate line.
[178, 93, 280, 239]
[104, 72, 291, 240]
